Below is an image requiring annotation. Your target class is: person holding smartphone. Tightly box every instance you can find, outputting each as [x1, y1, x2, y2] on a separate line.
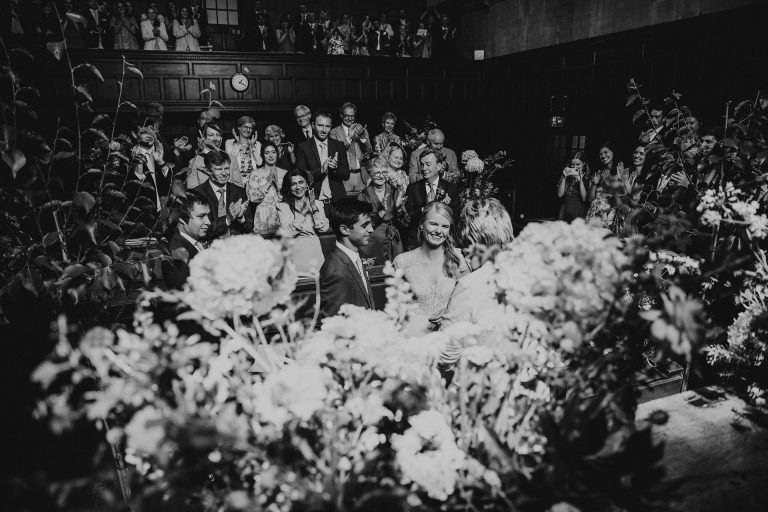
[557, 151, 589, 222]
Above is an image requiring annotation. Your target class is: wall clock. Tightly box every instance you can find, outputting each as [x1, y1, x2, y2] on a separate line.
[230, 72, 249, 92]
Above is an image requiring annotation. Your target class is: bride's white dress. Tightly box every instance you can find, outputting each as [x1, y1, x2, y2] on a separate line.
[393, 249, 469, 334]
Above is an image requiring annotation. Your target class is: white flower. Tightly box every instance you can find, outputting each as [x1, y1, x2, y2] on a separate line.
[748, 214, 768, 239]
[185, 235, 297, 318]
[124, 406, 166, 456]
[465, 157, 485, 173]
[345, 393, 393, 425]
[700, 209, 722, 227]
[461, 149, 479, 164]
[252, 363, 329, 426]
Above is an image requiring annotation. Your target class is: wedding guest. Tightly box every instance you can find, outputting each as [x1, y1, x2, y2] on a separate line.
[367, 18, 390, 56]
[438, 198, 515, 377]
[276, 14, 296, 52]
[185, 123, 241, 189]
[384, 144, 409, 195]
[326, 27, 345, 55]
[697, 126, 722, 187]
[84, 0, 110, 49]
[164, 0, 179, 48]
[586, 141, 628, 232]
[350, 23, 369, 56]
[129, 125, 174, 211]
[373, 112, 403, 154]
[295, 111, 350, 202]
[408, 129, 459, 183]
[277, 168, 331, 274]
[379, 12, 395, 38]
[111, 2, 139, 50]
[393, 202, 468, 334]
[190, 151, 251, 241]
[337, 14, 353, 53]
[431, 11, 456, 61]
[394, 9, 411, 57]
[330, 102, 372, 197]
[34, 2, 63, 46]
[412, 20, 431, 58]
[62, 0, 87, 49]
[188, 0, 207, 45]
[357, 157, 404, 265]
[401, 148, 458, 249]
[246, 142, 286, 235]
[264, 124, 295, 170]
[161, 189, 211, 290]
[248, 12, 276, 52]
[224, 116, 262, 181]
[557, 151, 589, 222]
[141, 6, 168, 50]
[320, 198, 375, 317]
[291, 104, 314, 143]
[173, 7, 202, 51]
[640, 104, 664, 144]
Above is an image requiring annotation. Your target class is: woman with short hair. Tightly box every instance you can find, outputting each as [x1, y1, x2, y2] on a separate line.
[373, 112, 402, 154]
[357, 156, 404, 265]
[224, 116, 262, 180]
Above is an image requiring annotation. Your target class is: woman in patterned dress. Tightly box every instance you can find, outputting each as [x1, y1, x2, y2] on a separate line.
[246, 142, 286, 235]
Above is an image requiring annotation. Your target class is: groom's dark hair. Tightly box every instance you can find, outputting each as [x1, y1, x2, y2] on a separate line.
[328, 199, 372, 238]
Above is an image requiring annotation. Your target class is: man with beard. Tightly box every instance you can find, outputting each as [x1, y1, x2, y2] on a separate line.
[184, 122, 241, 189]
[295, 111, 350, 202]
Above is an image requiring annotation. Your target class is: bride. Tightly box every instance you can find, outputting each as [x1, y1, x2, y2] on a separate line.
[393, 202, 469, 334]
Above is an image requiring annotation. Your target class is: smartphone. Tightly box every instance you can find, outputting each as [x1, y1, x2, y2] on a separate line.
[417, 28, 427, 37]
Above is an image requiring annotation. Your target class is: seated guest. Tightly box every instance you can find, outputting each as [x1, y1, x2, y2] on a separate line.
[438, 198, 515, 378]
[400, 148, 458, 250]
[190, 151, 251, 241]
[246, 142, 286, 235]
[373, 112, 403, 154]
[290, 104, 314, 143]
[161, 189, 211, 290]
[264, 124, 295, 170]
[320, 198, 375, 318]
[393, 201, 468, 335]
[224, 116, 262, 181]
[141, 6, 168, 50]
[408, 129, 459, 183]
[357, 157, 404, 265]
[173, 7, 202, 51]
[330, 102, 372, 197]
[384, 144, 410, 195]
[277, 168, 330, 274]
[295, 111, 350, 202]
[185, 122, 241, 188]
[130, 126, 174, 211]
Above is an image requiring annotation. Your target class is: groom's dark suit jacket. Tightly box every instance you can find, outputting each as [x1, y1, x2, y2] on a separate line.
[319, 245, 374, 318]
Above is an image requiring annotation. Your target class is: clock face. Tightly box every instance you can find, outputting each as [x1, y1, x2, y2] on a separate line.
[231, 72, 249, 92]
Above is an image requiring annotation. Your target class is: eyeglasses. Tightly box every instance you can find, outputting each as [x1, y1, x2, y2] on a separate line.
[240, 125, 254, 130]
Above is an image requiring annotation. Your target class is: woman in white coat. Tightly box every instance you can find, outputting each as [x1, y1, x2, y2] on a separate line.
[172, 7, 201, 51]
[141, 7, 169, 50]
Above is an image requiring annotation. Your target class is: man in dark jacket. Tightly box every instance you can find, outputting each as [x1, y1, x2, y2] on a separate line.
[162, 189, 210, 289]
[294, 111, 350, 202]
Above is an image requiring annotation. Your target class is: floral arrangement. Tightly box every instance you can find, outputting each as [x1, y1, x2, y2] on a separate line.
[697, 182, 768, 239]
[456, 149, 514, 208]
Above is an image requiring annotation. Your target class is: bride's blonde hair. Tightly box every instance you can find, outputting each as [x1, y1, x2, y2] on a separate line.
[417, 202, 462, 278]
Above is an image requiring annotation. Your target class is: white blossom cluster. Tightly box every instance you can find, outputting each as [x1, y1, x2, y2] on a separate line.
[697, 182, 768, 238]
[460, 149, 479, 164]
[465, 157, 485, 173]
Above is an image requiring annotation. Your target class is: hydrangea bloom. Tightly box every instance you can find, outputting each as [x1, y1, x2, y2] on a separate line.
[461, 149, 479, 164]
[465, 157, 485, 173]
[185, 235, 297, 318]
[251, 363, 330, 426]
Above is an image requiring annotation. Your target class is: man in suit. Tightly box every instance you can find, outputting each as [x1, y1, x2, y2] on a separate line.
[289, 104, 314, 144]
[320, 198, 375, 318]
[408, 128, 460, 183]
[190, 151, 252, 241]
[330, 102, 372, 197]
[248, 12, 276, 51]
[401, 148, 458, 250]
[84, 0, 110, 49]
[367, 18, 390, 56]
[162, 189, 211, 289]
[184, 122, 241, 189]
[295, 111, 350, 202]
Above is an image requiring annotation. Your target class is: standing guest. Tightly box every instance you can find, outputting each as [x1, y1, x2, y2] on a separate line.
[161, 190, 211, 290]
[393, 202, 468, 334]
[277, 169, 331, 274]
[586, 141, 628, 232]
[291, 104, 314, 143]
[326, 26, 346, 55]
[141, 6, 168, 50]
[164, 0, 178, 48]
[185, 123, 242, 189]
[294, 6, 312, 53]
[379, 12, 395, 38]
[248, 12, 276, 52]
[140, 102, 189, 168]
[330, 102, 372, 197]
[337, 13, 353, 53]
[62, 0, 87, 49]
[173, 7, 202, 51]
[246, 142, 286, 235]
[190, 151, 251, 241]
[276, 14, 296, 52]
[188, 0, 207, 45]
[556, 151, 589, 222]
[438, 198, 515, 376]
[34, 2, 63, 46]
[224, 116, 262, 181]
[412, 20, 431, 58]
[320, 198, 375, 317]
[295, 111, 350, 202]
[264, 124, 295, 170]
[373, 112, 403, 154]
[384, 144, 410, 196]
[350, 23, 369, 56]
[394, 9, 411, 57]
[697, 126, 722, 187]
[252, 0, 271, 26]
[84, 0, 109, 49]
[130, 126, 174, 211]
[357, 157, 404, 265]
[401, 148, 458, 249]
[367, 18, 390, 56]
[431, 11, 456, 61]
[680, 116, 702, 162]
[408, 129, 459, 183]
[111, 2, 139, 50]
[640, 104, 664, 144]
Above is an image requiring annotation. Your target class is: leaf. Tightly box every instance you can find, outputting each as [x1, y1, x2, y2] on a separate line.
[72, 191, 96, 213]
[1, 147, 26, 177]
[105, 189, 127, 200]
[42, 231, 60, 247]
[54, 138, 73, 151]
[107, 241, 121, 256]
[98, 218, 122, 232]
[199, 88, 210, 96]
[209, 81, 216, 91]
[125, 66, 143, 79]
[91, 114, 112, 128]
[119, 101, 138, 111]
[17, 86, 41, 103]
[86, 128, 109, 142]
[41, 200, 62, 209]
[625, 94, 640, 107]
[75, 85, 93, 103]
[62, 264, 88, 279]
[21, 267, 39, 296]
[10, 47, 34, 62]
[632, 109, 646, 123]
[210, 100, 224, 108]
[723, 137, 739, 149]
[113, 261, 137, 280]
[734, 99, 751, 117]
[73, 63, 104, 82]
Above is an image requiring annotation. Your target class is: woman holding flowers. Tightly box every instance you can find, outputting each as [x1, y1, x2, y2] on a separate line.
[246, 142, 286, 235]
[277, 169, 330, 274]
[357, 156, 404, 264]
[393, 202, 468, 334]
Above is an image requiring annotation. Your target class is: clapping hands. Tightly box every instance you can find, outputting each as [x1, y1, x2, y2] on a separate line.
[228, 199, 246, 221]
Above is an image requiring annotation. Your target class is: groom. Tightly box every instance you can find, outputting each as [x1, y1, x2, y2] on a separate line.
[320, 198, 375, 317]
